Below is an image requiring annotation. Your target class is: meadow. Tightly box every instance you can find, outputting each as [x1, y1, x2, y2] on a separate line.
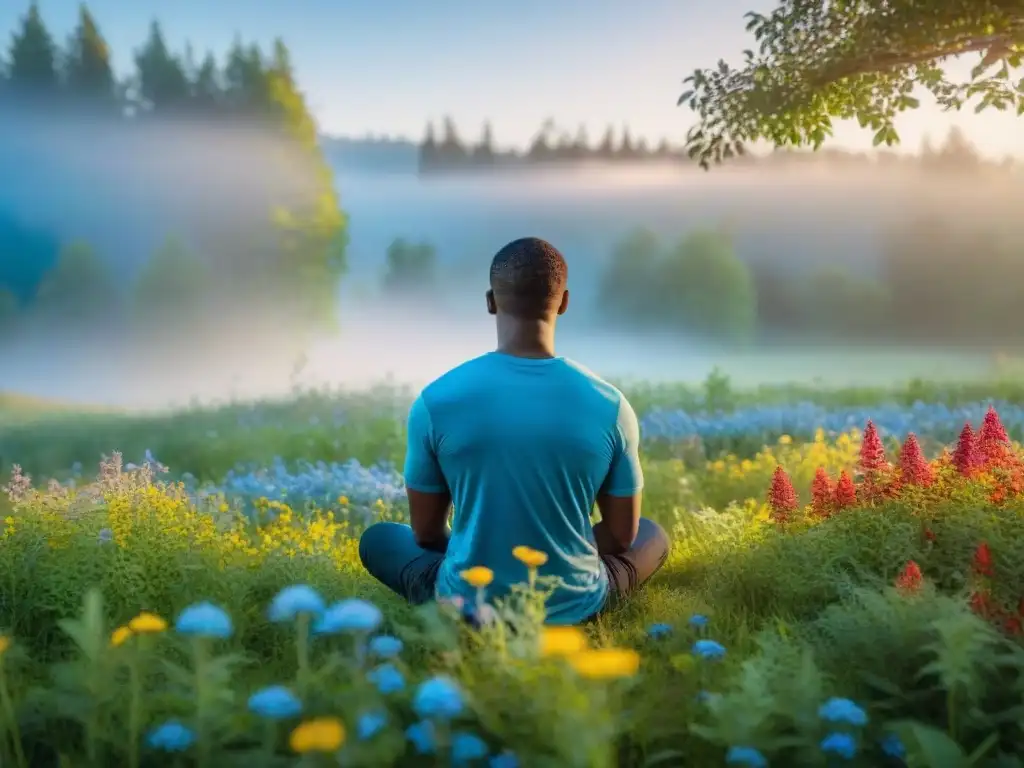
[3, 375, 1024, 766]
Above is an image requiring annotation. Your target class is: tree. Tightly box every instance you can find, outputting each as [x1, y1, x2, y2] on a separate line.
[0, 288, 18, 333]
[63, 4, 115, 105]
[190, 51, 221, 110]
[133, 236, 208, 326]
[597, 228, 663, 324]
[678, 1, 1024, 168]
[133, 20, 189, 112]
[473, 121, 495, 162]
[35, 241, 119, 323]
[382, 239, 437, 294]
[7, 2, 58, 93]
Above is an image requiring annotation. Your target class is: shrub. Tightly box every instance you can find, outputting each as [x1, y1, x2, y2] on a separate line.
[132, 236, 210, 330]
[381, 238, 437, 296]
[33, 240, 120, 325]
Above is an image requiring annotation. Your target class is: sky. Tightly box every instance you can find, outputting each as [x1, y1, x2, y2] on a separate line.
[5, 0, 1024, 157]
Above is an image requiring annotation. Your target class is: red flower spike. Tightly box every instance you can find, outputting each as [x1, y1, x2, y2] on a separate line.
[972, 542, 994, 578]
[895, 561, 923, 594]
[810, 467, 834, 518]
[952, 422, 980, 476]
[924, 528, 937, 543]
[1005, 616, 1022, 636]
[859, 420, 888, 473]
[767, 466, 798, 522]
[898, 433, 933, 487]
[970, 590, 993, 618]
[979, 406, 1012, 467]
[834, 471, 857, 509]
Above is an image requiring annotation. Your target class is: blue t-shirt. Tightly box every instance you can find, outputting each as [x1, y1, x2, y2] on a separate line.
[403, 351, 643, 624]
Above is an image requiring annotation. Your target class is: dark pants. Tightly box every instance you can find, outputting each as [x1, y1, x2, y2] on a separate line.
[357, 518, 671, 619]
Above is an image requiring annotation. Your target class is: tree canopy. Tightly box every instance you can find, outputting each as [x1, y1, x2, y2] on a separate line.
[679, 1, 1024, 168]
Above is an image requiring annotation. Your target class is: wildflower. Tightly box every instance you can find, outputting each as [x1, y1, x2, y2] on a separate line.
[248, 686, 303, 719]
[688, 614, 708, 628]
[818, 697, 868, 726]
[111, 626, 133, 647]
[289, 717, 345, 753]
[406, 721, 436, 755]
[880, 733, 905, 758]
[175, 602, 233, 639]
[128, 612, 168, 634]
[767, 466, 797, 522]
[460, 566, 494, 588]
[512, 546, 548, 568]
[979, 406, 1011, 465]
[970, 590, 993, 618]
[570, 648, 641, 679]
[451, 732, 489, 765]
[895, 561, 923, 594]
[268, 584, 326, 623]
[539, 626, 587, 656]
[146, 721, 196, 752]
[490, 751, 520, 768]
[98, 527, 113, 544]
[692, 639, 726, 660]
[821, 731, 857, 759]
[647, 622, 672, 639]
[810, 467, 834, 517]
[368, 663, 406, 694]
[859, 420, 887, 473]
[973, 542, 994, 577]
[356, 710, 387, 740]
[313, 599, 382, 634]
[695, 690, 713, 703]
[778, 434, 793, 445]
[898, 433, 933, 486]
[725, 745, 768, 767]
[413, 676, 465, 720]
[952, 422, 980, 475]
[368, 634, 403, 658]
[924, 528, 937, 543]
[834, 470, 857, 509]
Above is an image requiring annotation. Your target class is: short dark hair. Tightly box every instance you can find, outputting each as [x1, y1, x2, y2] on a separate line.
[489, 237, 567, 318]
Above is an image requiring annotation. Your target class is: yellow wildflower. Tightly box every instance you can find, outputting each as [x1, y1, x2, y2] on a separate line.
[338, 496, 349, 505]
[0, 635, 10, 655]
[289, 717, 346, 753]
[778, 434, 792, 445]
[512, 546, 548, 568]
[539, 626, 587, 656]
[570, 648, 641, 679]
[670, 653, 695, 673]
[110, 626, 133, 647]
[460, 566, 494, 588]
[128, 612, 168, 634]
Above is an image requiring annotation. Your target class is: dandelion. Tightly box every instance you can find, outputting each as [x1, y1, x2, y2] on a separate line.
[268, 584, 325, 622]
[111, 626, 133, 647]
[512, 546, 548, 568]
[540, 626, 588, 656]
[313, 598, 382, 634]
[647, 622, 672, 639]
[834, 470, 857, 509]
[175, 602, 233, 639]
[880, 733, 905, 758]
[818, 697, 868, 726]
[895, 561, 923, 594]
[357, 710, 387, 740]
[413, 676, 465, 720]
[406, 721, 436, 755]
[368, 663, 406, 694]
[898, 433, 933, 486]
[821, 731, 857, 759]
[368, 634, 403, 658]
[725, 745, 767, 767]
[451, 732, 489, 765]
[460, 566, 494, 588]
[289, 717, 345, 753]
[692, 639, 726, 660]
[952, 422, 980, 475]
[248, 686, 303, 719]
[570, 648, 641, 679]
[767, 466, 797, 522]
[688, 614, 709, 628]
[128, 612, 168, 634]
[146, 721, 196, 752]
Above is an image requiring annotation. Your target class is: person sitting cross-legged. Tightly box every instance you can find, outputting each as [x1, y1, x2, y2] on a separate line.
[358, 236, 670, 624]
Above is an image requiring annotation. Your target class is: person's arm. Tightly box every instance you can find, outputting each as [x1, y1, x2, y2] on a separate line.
[404, 395, 452, 553]
[595, 397, 643, 555]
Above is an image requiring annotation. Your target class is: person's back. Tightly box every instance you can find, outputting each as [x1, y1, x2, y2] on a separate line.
[411, 352, 640, 623]
[358, 236, 670, 625]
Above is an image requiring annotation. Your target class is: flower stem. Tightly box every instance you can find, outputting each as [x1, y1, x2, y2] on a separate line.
[0, 665, 27, 768]
[295, 613, 310, 697]
[193, 638, 212, 768]
[262, 718, 276, 758]
[128, 651, 142, 768]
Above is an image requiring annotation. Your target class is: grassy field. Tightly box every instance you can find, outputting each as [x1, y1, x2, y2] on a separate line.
[2, 378, 1024, 766]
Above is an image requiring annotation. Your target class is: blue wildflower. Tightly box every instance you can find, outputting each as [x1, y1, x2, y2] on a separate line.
[821, 732, 857, 759]
[98, 528, 113, 544]
[357, 710, 388, 740]
[413, 676, 465, 720]
[689, 614, 709, 628]
[313, 598, 383, 634]
[451, 732, 488, 765]
[490, 752, 520, 768]
[368, 634, 403, 658]
[368, 663, 406, 694]
[695, 690, 713, 703]
[647, 622, 672, 638]
[175, 602, 233, 639]
[880, 733, 905, 758]
[247, 686, 302, 719]
[725, 745, 767, 767]
[406, 720, 436, 755]
[692, 639, 726, 660]
[268, 585, 325, 622]
[146, 721, 196, 752]
[818, 697, 868, 726]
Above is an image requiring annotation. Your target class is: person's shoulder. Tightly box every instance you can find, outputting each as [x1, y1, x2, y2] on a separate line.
[420, 353, 496, 402]
[558, 358, 627, 404]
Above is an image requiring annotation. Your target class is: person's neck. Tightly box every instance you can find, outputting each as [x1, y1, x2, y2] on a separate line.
[495, 315, 557, 359]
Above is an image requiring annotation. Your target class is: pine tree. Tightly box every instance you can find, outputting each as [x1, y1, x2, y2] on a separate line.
[133, 20, 189, 112]
[63, 4, 115, 106]
[190, 51, 221, 111]
[8, 2, 58, 93]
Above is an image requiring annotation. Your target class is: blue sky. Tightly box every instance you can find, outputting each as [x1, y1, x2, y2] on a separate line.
[6, 0, 1023, 156]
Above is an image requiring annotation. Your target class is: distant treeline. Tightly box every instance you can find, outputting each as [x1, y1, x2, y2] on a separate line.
[416, 116, 1009, 175]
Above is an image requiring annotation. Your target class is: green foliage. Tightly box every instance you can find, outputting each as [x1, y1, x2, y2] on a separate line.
[679, 1, 1024, 167]
[34, 240, 119, 323]
[598, 227, 662, 323]
[62, 4, 115, 106]
[6, 2, 57, 91]
[381, 238, 438, 295]
[132, 236, 209, 326]
[801, 265, 890, 338]
[132, 21, 189, 111]
[0, 287, 17, 331]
